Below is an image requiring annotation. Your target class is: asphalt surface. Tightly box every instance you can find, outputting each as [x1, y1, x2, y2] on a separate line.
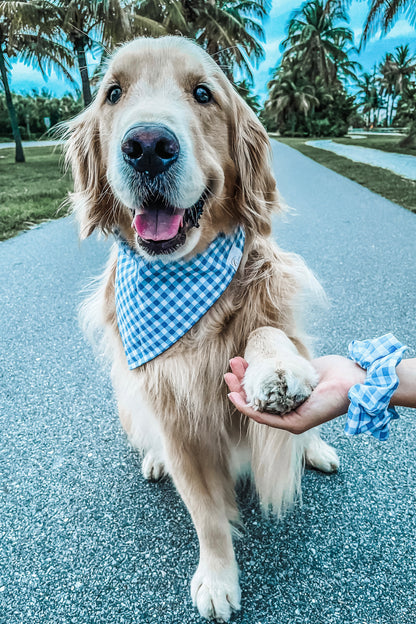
[1, 140, 415, 624]
[0, 140, 64, 150]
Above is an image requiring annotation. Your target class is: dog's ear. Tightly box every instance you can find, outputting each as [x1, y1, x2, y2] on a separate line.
[231, 94, 279, 236]
[64, 108, 114, 239]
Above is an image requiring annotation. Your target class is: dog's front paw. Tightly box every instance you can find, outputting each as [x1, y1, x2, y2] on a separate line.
[243, 357, 318, 415]
[191, 561, 241, 622]
[141, 450, 166, 481]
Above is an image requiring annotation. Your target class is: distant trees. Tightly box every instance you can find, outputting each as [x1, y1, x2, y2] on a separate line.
[263, 0, 358, 136]
[356, 71, 380, 126]
[0, 90, 82, 140]
[262, 0, 416, 137]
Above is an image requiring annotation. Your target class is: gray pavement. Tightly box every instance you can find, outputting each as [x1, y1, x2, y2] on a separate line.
[306, 139, 416, 180]
[1, 141, 415, 624]
[0, 140, 64, 150]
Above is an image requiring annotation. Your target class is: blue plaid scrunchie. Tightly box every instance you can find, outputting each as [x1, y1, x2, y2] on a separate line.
[346, 334, 408, 440]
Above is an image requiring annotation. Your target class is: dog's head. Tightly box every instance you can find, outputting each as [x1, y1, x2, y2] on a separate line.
[66, 36, 278, 260]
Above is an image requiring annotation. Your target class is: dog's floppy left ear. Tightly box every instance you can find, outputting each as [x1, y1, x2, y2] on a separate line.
[231, 95, 279, 236]
[64, 107, 115, 239]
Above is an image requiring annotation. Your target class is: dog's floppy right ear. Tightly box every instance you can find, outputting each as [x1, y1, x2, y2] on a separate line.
[230, 94, 279, 237]
[64, 108, 111, 239]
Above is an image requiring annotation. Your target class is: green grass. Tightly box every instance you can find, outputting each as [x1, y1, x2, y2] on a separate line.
[276, 137, 416, 214]
[333, 134, 416, 157]
[0, 145, 72, 241]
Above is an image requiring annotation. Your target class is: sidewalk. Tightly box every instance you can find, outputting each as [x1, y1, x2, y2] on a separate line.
[306, 139, 416, 180]
[0, 140, 64, 150]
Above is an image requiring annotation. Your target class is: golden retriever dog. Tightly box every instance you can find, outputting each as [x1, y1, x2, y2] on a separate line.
[65, 36, 339, 622]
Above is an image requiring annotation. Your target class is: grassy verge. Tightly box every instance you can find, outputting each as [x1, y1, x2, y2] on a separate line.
[0, 145, 72, 241]
[276, 137, 416, 214]
[333, 135, 416, 157]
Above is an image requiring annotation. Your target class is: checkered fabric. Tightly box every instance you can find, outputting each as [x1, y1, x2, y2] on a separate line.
[346, 334, 408, 440]
[115, 227, 245, 369]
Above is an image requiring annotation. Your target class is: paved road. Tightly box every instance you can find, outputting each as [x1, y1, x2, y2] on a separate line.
[0, 140, 64, 150]
[306, 139, 416, 180]
[1, 141, 415, 624]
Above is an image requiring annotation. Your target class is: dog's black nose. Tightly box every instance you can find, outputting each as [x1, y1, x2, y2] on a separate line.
[121, 124, 180, 177]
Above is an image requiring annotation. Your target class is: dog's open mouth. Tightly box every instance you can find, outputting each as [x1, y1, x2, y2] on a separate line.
[132, 192, 205, 255]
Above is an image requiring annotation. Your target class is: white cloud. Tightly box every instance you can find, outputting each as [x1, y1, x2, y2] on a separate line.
[385, 19, 415, 40]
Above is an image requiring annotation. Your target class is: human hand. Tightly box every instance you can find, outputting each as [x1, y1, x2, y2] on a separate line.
[224, 355, 366, 434]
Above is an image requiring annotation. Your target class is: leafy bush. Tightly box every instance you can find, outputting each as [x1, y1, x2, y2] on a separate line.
[0, 90, 83, 139]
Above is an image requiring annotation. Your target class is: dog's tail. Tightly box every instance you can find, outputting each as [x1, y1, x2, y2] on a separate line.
[248, 422, 306, 518]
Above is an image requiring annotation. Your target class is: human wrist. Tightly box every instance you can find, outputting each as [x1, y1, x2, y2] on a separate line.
[390, 358, 416, 408]
[340, 361, 366, 397]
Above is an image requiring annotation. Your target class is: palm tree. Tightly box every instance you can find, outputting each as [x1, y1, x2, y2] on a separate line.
[182, 0, 269, 81]
[85, 0, 269, 104]
[265, 63, 320, 134]
[281, 0, 354, 87]
[134, 0, 186, 35]
[0, 0, 74, 162]
[361, 0, 416, 45]
[48, 0, 131, 107]
[379, 46, 416, 126]
[388, 44, 416, 96]
[356, 70, 382, 125]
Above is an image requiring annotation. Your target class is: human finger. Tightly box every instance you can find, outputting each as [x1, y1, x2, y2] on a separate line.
[224, 372, 242, 394]
[229, 357, 248, 381]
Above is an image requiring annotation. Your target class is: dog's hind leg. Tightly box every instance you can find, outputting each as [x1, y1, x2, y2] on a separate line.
[303, 428, 339, 473]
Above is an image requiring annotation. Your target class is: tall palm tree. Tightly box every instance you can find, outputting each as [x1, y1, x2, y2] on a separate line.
[379, 46, 416, 125]
[281, 0, 354, 87]
[48, 0, 131, 106]
[0, 0, 74, 162]
[361, 0, 416, 45]
[388, 44, 416, 96]
[356, 70, 382, 125]
[182, 0, 269, 81]
[84, 0, 269, 104]
[265, 62, 320, 133]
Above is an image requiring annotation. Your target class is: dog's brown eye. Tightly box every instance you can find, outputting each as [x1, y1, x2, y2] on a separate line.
[194, 85, 212, 104]
[107, 85, 122, 104]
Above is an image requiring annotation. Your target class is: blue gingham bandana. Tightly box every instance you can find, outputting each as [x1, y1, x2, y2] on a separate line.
[346, 334, 408, 440]
[115, 227, 245, 369]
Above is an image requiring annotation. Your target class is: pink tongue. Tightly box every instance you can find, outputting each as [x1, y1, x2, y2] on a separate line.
[133, 210, 183, 241]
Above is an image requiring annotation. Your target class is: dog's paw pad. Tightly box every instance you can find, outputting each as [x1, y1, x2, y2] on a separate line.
[243, 359, 318, 415]
[191, 564, 241, 622]
[141, 451, 166, 481]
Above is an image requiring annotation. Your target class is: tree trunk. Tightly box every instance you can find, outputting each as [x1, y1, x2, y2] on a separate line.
[0, 47, 25, 163]
[74, 39, 92, 107]
[290, 111, 296, 136]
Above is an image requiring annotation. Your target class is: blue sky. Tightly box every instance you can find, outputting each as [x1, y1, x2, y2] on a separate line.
[8, 0, 416, 101]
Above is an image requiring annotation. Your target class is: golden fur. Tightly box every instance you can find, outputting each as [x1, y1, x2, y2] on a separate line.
[65, 36, 339, 622]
